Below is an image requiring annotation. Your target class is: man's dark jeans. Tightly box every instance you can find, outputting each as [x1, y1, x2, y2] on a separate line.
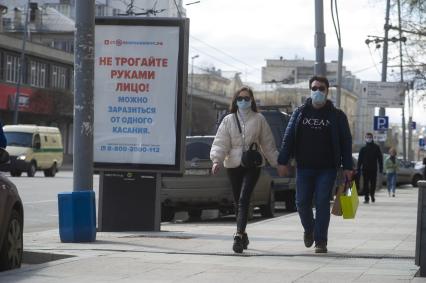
[296, 168, 337, 243]
[362, 169, 377, 201]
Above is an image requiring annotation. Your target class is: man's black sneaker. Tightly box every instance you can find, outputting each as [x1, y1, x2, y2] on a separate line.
[242, 233, 249, 250]
[363, 199, 369, 204]
[315, 242, 328, 253]
[304, 232, 314, 248]
[371, 196, 375, 203]
[233, 234, 244, 253]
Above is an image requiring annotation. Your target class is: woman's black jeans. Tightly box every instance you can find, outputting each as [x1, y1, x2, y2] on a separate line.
[227, 166, 261, 233]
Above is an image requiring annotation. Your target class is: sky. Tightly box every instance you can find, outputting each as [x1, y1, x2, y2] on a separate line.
[184, 0, 426, 125]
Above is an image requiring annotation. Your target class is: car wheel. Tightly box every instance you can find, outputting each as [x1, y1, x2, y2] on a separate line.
[260, 187, 275, 218]
[412, 174, 422, 187]
[10, 170, 22, 177]
[44, 163, 57, 177]
[27, 162, 36, 177]
[188, 209, 202, 219]
[0, 210, 23, 271]
[161, 207, 175, 222]
[284, 190, 297, 212]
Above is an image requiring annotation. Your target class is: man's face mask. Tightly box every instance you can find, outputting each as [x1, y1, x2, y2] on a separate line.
[365, 137, 373, 143]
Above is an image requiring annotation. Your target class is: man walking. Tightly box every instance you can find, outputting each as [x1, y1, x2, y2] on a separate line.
[357, 133, 383, 203]
[277, 76, 353, 253]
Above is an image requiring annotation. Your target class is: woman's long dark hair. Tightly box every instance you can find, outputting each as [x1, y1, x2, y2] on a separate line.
[229, 86, 258, 113]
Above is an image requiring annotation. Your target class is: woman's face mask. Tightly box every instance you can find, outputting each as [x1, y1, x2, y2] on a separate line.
[236, 95, 252, 109]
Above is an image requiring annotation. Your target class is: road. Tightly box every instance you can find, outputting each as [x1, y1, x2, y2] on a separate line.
[9, 171, 292, 233]
[6, 171, 99, 233]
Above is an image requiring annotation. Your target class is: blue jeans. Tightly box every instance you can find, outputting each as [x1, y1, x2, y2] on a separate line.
[296, 168, 337, 243]
[387, 172, 396, 194]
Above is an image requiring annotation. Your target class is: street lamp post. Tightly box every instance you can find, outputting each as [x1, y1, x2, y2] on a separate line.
[188, 54, 199, 136]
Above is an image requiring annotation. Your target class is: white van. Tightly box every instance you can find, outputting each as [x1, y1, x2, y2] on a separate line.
[2, 125, 63, 177]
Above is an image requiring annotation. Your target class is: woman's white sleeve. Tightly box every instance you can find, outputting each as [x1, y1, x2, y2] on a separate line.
[210, 117, 231, 164]
[259, 116, 279, 167]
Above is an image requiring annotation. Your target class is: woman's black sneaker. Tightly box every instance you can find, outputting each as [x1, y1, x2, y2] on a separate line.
[242, 233, 249, 249]
[233, 234, 244, 253]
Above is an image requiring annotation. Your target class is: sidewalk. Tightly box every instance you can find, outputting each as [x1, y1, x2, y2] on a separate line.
[0, 187, 424, 282]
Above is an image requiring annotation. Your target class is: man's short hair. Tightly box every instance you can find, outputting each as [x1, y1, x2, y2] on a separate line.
[309, 76, 329, 89]
[365, 132, 373, 137]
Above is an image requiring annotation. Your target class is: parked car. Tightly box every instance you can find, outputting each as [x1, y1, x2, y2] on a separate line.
[381, 154, 424, 187]
[160, 136, 275, 222]
[260, 108, 297, 211]
[0, 125, 63, 177]
[0, 174, 24, 271]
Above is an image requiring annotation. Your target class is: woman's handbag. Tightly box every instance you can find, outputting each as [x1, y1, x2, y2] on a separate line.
[339, 180, 359, 219]
[241, 142, 263, 168]
[0, 148, 10, 164]
[235, 114, 262, 168]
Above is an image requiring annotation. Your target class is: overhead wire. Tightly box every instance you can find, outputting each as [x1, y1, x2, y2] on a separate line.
[330, 0, 341, 45]
[366, 44, 383, 77]
[190, 36, 286, 83]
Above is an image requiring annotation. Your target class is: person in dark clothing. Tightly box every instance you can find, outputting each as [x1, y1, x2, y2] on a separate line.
[357, 133, 383, 203]
[423, 157, 426, 179]
[277, 75, 353, 254]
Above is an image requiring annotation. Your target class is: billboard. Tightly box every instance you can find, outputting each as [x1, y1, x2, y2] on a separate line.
[362, 81, 406, 108]
[93, 17, 189, 172]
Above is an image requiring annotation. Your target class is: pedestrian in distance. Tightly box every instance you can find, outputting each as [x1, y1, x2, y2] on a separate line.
[277, 75, 353, 254]
[384, 147, 399, 197]
[423, 157, 426, 180]
[357, 132, 383, 203]
[210, 86, 279, 254]
[0, 121, 6, 149]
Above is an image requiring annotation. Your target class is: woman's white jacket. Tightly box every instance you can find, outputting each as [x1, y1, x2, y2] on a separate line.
[210, 110, 279, 168]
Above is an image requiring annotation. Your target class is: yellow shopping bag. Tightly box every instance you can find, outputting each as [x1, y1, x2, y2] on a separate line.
[339, 181, 359, 219]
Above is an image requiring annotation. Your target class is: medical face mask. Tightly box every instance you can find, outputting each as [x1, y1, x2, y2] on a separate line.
[310, 90, 326, 105]
[365, 137, 373, 143]
[237, 100, 251, 110]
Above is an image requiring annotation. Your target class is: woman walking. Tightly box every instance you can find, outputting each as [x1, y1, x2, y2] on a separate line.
[210, 86, 278, 253]
[384, 148, 399, 197]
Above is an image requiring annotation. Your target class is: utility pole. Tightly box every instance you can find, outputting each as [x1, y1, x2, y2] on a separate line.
[397, 0, 407, 161]
[314, 0, 326, 76]
[73, 0, 95, 192]
[13, 0, 30, 125]
[379, 0, 391, 150]
[57, 0, 96, 244]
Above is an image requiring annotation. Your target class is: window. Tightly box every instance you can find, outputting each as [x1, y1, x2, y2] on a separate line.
[51, 65, 67, 89]
[4, 132, 33, 147]
[29, 60, 47, 87]
[5, 54, 20, 83]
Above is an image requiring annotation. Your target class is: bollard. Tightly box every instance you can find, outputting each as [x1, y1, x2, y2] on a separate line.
[416, 181, 426, 277]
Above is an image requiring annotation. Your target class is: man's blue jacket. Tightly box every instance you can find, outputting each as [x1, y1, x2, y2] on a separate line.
[277, 98, 353, 170]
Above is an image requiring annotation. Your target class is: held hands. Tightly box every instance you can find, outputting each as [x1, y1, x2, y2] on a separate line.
[212, 162, 221, 175]
[277, 164, 290, 177]
[343, 169, 353, 182]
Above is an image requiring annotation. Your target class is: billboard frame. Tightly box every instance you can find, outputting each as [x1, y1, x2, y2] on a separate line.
[93, 17, 189, 173]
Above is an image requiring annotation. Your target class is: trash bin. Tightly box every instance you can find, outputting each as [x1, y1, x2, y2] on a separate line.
[58, 190, 96, 243]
